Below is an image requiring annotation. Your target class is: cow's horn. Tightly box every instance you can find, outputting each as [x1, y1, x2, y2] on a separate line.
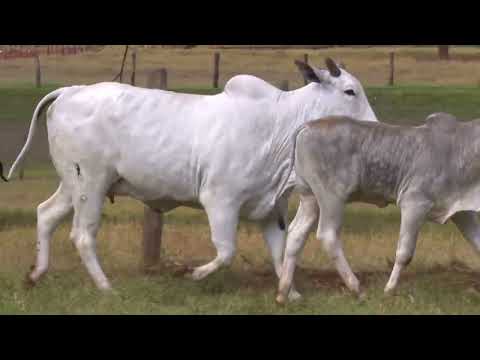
[325, 58, 341, 77]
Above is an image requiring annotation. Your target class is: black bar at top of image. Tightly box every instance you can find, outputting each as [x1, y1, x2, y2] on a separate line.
[0, 6, 478, 44]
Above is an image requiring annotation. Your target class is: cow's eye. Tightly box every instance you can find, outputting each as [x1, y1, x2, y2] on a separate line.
[344, 89, 356, 96]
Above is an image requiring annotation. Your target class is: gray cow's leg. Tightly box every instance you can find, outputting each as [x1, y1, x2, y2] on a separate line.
[277, 193, 319, 304]
[451, 211, 480, 253]
[191, 200, 240, 281]
[384, 201, 431, 294]
[316, 195, 361, 295]
[28, 182, 73, 285]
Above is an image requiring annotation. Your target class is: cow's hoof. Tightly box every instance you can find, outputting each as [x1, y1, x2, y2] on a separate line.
[101, 287, 119, 296]
[276, 293, 288, 305]
[357, 290, 367, 302]
[96, 280, 114, 293]
[24, 273, 37, 290]
[190, 267, 209, 281]
[288, 289, 303, 302]
[172, 265, 192, 277]
[383, 286, 397, 297]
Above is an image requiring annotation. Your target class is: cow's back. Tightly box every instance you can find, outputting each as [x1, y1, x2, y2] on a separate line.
[224, 75, 282, 101]
[295, 117, 428, 204]
[45, 81, 289, 219]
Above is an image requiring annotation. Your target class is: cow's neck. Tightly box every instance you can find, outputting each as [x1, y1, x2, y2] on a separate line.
[266, 84, 333, 159]
[275, 84, 332, 135]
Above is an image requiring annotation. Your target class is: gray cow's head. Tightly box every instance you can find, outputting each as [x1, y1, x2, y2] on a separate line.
[295, 58, 378, 122]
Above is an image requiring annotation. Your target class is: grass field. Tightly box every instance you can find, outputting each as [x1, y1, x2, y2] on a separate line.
[2, 167, 480, 314]
[2, 46, 480, 89]
[2, 47, 480, 314]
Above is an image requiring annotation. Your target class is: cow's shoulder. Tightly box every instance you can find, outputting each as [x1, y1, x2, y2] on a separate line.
[223, 75, 281, 100]
[424, 112, 459, 132]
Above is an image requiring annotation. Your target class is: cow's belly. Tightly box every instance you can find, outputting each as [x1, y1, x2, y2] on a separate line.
[108, 177, 284, 220]
[348, 190, 394, 208]
[108, 176, 196, 204]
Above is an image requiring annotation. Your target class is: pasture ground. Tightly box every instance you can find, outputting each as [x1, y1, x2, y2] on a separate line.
[2, 168, 480, 314]
[2, 46, 480, 314]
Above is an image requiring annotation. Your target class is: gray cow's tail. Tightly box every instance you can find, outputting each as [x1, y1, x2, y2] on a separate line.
[7, 88, 66, 180]
[274, 124, 310, 204]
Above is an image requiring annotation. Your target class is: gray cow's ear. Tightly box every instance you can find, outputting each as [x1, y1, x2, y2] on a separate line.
[325, 58, 341, 77]
[294, 60, 323, 84]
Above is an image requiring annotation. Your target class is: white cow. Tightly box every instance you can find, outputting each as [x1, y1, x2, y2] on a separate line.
[8, 58, 378, 298]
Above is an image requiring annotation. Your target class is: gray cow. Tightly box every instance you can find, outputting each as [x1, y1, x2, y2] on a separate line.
[277, 113, 480, 303]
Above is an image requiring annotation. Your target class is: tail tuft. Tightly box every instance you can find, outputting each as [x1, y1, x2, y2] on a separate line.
[0, 162, 7, 182]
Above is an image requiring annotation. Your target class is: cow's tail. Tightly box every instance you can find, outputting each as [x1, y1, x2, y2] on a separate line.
[0, 161, 7, 182]
[7, 88, 66, 180]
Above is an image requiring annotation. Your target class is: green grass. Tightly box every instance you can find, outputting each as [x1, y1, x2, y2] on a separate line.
[366, 85, 480, 125]
[1, 168, 480, 314]
[0, 85, 61, 123]
[1, 84, 480, 125]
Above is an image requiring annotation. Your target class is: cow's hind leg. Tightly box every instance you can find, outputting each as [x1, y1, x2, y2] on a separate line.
[190, 199, 239, 281]
[28, 182, 73, 285]
[277, 193, 319, 304]
[384, 200, 431, 294]
[70, 172, 113, 291]
[451, 211, 480, 254]
[262, 212, 301, 301]
[316, 195, 361, 296]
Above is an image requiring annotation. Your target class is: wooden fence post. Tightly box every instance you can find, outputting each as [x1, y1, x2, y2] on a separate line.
[34, 55, 41, 88]
[143, 206, 164, 272]
[213, 52, 220, 88]
[389, 52, 395, 86]
[303, 54, 309, 85]
[142, 69, 167, 271]
[145, 68, 168, 90]
[130, 49, 137, 86]
[159, 68, 167, 89]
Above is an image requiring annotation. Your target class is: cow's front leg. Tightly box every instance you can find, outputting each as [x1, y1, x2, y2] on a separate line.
[384, 200, 431, 294]
[277, 193, 319, 304]
[190, 200, 240, 281]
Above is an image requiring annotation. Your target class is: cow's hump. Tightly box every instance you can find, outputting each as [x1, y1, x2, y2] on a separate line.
[425, 112, 459, 132]
[223, 75, 282, 100]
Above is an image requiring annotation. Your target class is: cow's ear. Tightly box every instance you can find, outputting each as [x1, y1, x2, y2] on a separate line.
[295, 60, 323, 84]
